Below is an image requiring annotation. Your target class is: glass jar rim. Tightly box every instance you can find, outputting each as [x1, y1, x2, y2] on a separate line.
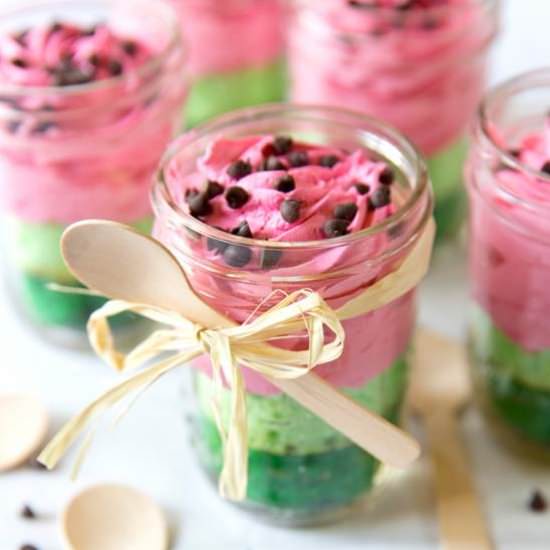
[152, 103, 432, 252]
[478, 67, 550, 191]
[0, 0, 184, 99]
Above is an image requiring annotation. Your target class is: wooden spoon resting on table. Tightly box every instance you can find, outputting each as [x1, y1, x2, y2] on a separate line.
[409, 329, 493, 550]
[60, 220, 420, 470]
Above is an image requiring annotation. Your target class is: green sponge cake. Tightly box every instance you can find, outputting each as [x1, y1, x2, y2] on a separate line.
[193, 357, 407, 513]
[185, 59, 286, 128]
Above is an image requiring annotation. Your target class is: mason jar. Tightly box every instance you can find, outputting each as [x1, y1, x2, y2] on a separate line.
[289, 0, 498, 242]
[0, 0, 187, 347]
[170, 0, 287, 128]
[467, 69, 550, 457]
[151, 105, 433, 525]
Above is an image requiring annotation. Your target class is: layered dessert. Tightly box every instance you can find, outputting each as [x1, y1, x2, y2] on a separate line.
[153, 117, 432, 523]
[0, 3, 186, 339]
[289, 0, 497, 241]
[468, 114, 550, 449]
[171, 0, 286, 127]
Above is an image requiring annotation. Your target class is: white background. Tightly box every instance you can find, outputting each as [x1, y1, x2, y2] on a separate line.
[1, 2, 550, 549]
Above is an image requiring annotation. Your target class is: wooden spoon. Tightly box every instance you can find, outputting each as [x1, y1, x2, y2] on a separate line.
[408, 329, 493, 550]
[62, 483, 168, 550]
[0, 394, 48, 471]
[61, 220, 420, 469]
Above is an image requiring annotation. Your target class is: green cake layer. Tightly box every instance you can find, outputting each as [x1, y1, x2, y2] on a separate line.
[426, 137, 468, 243]
[470, 306, 550, 445]
[184, 59, 287, 128]
[8, 216, 152, 329]
[193, 357, 407, 510]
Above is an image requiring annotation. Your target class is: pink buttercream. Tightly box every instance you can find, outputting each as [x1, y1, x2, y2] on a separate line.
[289, 0, 495, 154]
[0, 20, 186, 223]
[155, 135, 418, 395]
[170, 0, 285, 77]
[468, 119, 550, 351]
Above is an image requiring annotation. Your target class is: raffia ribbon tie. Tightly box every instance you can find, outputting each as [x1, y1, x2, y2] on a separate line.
[38, 219, 435, 502]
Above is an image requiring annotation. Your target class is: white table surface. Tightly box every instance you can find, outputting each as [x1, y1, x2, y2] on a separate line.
[2, 2, 550, 549]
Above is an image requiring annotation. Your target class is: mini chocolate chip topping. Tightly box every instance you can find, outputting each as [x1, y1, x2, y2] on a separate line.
[369, 186, 391, 209]
[223, 244, 252, 267]
[541, 161, 550, 176]
[12, 58, 27, 68]
[334, 202, 358, 222]
[54, 67, 93, 86]
[287, 150, 309, 167]
[19, 545, 39, 550]
[188, 192, 212, 217]
[323, 219, 349, 238]
[32, 121, 57, 134]
[528, 490, 547, 513]
[107, 59, 123, 76]
[354, 183, 370, 195]
[280, 199, 301, 223]
[227, 159, 252, 180]
[122, 40, 138, 56]
[274, 174, 296, 193]
[20, 504, 36, 519]
[319, 155, 339, 168]
[205, 180, 224, 199]
[273, 135, 293, 155]
[260, 248, 282, 270]
[225, 186, 250, 209]
[88, 53, 101, 66]
[261, 155, 285, 171]
[231, 220, 253, 238]
[379, 167, 395, 185]
[508, 148, 520, 158]
[348, 0, 376, 9]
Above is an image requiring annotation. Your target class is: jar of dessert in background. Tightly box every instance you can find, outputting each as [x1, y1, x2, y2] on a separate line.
[152, 105, 433, 525]
[289, 0, 498, 243]
[0, 0, 187, 347]
[467, 68, 550, 457]
[170, 0, 287, 128]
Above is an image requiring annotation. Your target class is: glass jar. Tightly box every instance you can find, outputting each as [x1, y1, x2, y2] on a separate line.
[289, 0, 498, 243]
[467, 69, 550, 457]
[170, 0, 287, 128]
[152, 105, 433, 525]
[0, 0, 187, 347]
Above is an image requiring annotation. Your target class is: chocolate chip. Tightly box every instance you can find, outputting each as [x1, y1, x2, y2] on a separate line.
[207, 229, 228, 254]
[14, 30, 28, 45]
[260, 155, 285, 171]
[354, 183, 370, 195]
[541, 161, 550, 176]
[6, 120, 22, 134]
[122, 40, 138, 56]
[88, 53, 101, 67]
[188, 193, 212, 217]
[260, 249, 282, 270]
[107, 60, 123, 76]
[319, 155, 339, 168]
[287, 150, 309, 167]
[19, 545, 39, 550]
[50, 22, 63, 33]
[348, 0, 375, 8]
[334, 202, 358, 222]
[280, 199, 301, 223]
[508, 148, 520, 158]
[82, 25, 98, 37]
[55, 68, 93, 86]
[379, 167, 395, 185]
[223, 245, 252, 267]
[204, 180, 224, 199]
[227, 160, 252, 180]
[528, 490, 547, 513]
[12, 58, 27, 68]
[323, 219, 349, 238]
[396, 0, 416, 10]
[20, 505, 36, 519]
[369, 187, 391, 209]
[32, 121, 57, 134]
[225, 186, 250, 209]
[274, 175, 296, 193]
[231, 220, 253, 238]
[273, 135, 293, 155]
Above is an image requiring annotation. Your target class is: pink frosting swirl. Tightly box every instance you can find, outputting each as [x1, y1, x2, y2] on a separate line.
[289, 0, 495, 154]
[468, 119, 550, 351]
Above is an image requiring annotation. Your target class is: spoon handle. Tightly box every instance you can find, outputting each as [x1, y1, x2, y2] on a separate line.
[424, 411, 493, 550]
[271, 372, 420, 469]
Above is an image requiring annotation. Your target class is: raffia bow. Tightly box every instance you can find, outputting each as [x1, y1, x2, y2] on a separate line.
[39, 219, 435, 501]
